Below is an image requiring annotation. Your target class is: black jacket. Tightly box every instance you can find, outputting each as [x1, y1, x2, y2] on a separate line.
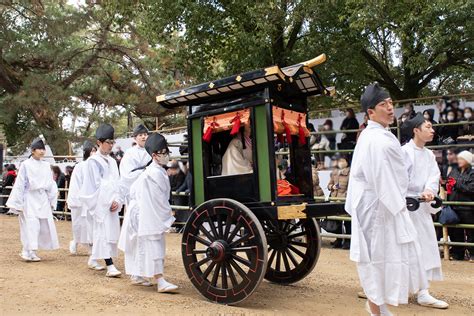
[448, 165, 474, 212]
[340, 117, 359, 143]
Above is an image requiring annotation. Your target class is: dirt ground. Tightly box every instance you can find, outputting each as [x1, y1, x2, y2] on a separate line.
[0, 215, 472, 316]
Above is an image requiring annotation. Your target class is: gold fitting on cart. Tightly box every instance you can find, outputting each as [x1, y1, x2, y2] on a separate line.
[277, 203, 307, 220]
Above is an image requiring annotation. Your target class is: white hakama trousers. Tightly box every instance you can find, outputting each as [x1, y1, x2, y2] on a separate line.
[19, 213, 59, 251]
[137, 234, 165, 278]
[90, 212, 120, 260]
[70, 207, 90, 245]
[357, 240, 428, 306]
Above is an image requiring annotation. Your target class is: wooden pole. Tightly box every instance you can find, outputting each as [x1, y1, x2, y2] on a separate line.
[442, 225, 450, 260]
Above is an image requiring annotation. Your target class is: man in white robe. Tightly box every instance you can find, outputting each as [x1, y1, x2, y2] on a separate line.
[6, 138, 59, 262]
[67, 140, 96, 254]
[345, 83, 428, 316]
[401, 113, 448, 309]
[221, 124, 253, 175]
[79, 123, 122, 277]
[118, 124, 152, 286]
[127, 133, 178, 293]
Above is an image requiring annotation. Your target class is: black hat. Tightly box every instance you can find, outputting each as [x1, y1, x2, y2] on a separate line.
[95, 123, 114, 140]
[361, 83, 391, 113]
[132, 124, 149, 137]
[31, 137, 46, 150]
[83, 140, 94, 151]
[145, 133, 168, 156]
[401, 112, 426, 139]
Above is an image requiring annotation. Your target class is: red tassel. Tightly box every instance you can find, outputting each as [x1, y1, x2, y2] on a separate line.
[203, 126, 213, 142]
[297, 114, 306, 145]
[202, 117, 219, 143]
[230, 112, 241, 136]
[281, 111, 292, 144]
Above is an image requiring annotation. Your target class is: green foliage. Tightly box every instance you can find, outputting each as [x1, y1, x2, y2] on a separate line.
[1, 0, 472, 154]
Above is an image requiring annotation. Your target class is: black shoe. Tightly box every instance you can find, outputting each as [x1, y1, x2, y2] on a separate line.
[342, 241, 351, 249]
[331, 239, 343, 249]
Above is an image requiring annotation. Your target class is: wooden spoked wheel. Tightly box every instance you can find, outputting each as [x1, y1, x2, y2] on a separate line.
[262, 218, 321, 284]
[182, 199, 268, 304]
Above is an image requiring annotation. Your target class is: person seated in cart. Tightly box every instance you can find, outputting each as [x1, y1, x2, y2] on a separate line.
[222, 123, 253, 176]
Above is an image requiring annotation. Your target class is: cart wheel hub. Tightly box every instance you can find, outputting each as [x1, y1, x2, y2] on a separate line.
[268, 234, 288, 250]
[206, 240, 228, 262]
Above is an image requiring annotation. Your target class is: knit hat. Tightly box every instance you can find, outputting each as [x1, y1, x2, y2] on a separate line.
[457, 151, 472, 165]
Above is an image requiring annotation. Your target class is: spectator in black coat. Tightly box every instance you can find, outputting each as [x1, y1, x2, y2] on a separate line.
[51, 166, 66, 214]
[447, 151, 474, 261]
[339, 109, 359, 148]
[459, 107, 473, 138]
[439, 110, 459, 144]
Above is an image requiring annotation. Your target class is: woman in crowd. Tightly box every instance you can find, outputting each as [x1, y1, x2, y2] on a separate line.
[327, 155, 351, 249]
[447, 150, 473, 262]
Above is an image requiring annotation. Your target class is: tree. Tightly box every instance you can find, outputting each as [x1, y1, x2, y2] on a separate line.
[0, 1, 179, 154]
[113, 0, 473, 103]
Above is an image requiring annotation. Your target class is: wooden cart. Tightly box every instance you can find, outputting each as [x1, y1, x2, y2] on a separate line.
[156, 54, 345, 304]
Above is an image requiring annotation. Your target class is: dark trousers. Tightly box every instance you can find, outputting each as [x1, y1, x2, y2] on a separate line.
[449, 209, 474, 259]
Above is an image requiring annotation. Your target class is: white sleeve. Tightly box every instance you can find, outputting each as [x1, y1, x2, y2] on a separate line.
[5, 164, 27, 211]
[424, 151, 440, 194]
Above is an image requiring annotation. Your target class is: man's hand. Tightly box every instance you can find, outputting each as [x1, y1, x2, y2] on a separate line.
[421, 190, 435, 202]
[110, 201, 119, 212]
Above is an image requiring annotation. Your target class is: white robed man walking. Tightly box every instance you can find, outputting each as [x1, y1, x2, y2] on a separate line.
[401, 113, 448, 309]
[125, 132, 178, 293]
[6, 138, 59, 262]
[79, 123, 122, 277]
[345, 83, 428, 316]
[67, 140, 96, 255]
[118, 124, 152, 286]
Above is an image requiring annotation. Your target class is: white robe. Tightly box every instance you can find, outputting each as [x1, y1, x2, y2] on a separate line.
[79, 153, 122, 260]
[66, 161, 90, 244]
[6, 157, 59, 251]
[345, 121, 428, 306]
[117, 145, 150, 274]
[124, 161, 175, 278]
[402, 139, 443, 281]
[221, 137, 253, 175]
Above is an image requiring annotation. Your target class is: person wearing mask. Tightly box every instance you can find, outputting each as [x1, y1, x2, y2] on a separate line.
[327, 155, 351, 249]
[118, 124, 155, 285]
[6, 138, 60, 262]
[79, 123, 123, 277]
[1, 164, 16, 213]
[345, 83, 427, 315]
[125, 133, 178, 293]
[401, 113, 448, 309]
[323, 119, 336, 151]
[67, 141, 96, 255]
[458, 107, 473, 138]
[439, 110, 459, 144]
[339, 109, 359, 149]
[447, 151, 473, 262]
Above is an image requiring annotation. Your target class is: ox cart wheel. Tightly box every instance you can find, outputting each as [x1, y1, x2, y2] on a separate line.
[262, 218, 321, 284]
[182, 198, 268, 304]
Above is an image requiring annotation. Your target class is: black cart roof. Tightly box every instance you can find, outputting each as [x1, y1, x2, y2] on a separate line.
[156, 54, 333, 109]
